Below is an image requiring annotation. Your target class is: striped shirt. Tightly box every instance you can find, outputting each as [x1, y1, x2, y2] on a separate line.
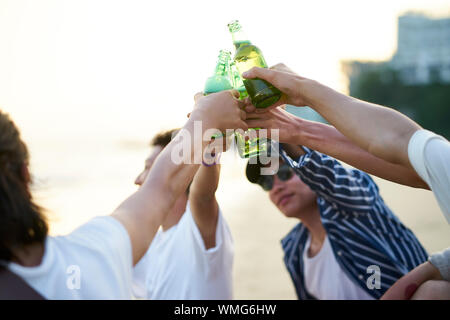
[280, 147, 428, 299]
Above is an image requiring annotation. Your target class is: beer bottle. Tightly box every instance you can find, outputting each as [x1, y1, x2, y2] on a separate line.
[203, 50, 233, 140]
[231, 62, 268, 158]
[204, 50, 233, 94]
[228, 20, 281, 109]
[230, 61, 248, 100]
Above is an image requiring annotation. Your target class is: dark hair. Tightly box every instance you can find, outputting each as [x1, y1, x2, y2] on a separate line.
[0, 110, 48, 262]
[151, 128, 180, 149]
[150, 128, 191, 195]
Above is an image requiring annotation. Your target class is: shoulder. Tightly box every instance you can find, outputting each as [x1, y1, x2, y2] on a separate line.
[54, 216, 133, 263]
[408, 129, 449, 180]
[63, 216, 130, 244]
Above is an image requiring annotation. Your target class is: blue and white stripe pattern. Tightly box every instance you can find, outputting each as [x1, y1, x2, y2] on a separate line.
[280, 147, 428, 299]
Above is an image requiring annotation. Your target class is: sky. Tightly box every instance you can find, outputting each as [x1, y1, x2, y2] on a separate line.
[1, 0, 449, 143]
[0, 0, 449, 235]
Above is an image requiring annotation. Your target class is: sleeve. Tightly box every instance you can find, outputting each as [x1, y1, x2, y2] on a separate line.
[132, 249, 150, 299]
[408, 129, 450, 223]
[68, 216, 134, 297]
[429, 247, 450, 281]
[184, 203, 233, 257]
[181, 203, 234, 281]
[280, 146, 379, 213]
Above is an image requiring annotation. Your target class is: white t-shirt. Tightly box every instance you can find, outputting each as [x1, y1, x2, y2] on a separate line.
[303, 235, 374, 300]
[132, 204, 234, 300]
[408, 129, 450, 223]
[6, 216, 134, 299]
[133, 203, 234, 300]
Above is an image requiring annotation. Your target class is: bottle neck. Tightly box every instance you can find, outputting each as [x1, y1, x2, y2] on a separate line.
[214, 51, 231, 77]
[231, 63, 243, 86]
[231, 29, 251, 50]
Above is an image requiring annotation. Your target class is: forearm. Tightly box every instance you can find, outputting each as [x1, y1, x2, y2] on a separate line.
[190, 161, 221, 201]
[381, 261, 442, 300]
[113, 119, 206, 264]
[301, 79, 421, 167]
[294, 119, 428, 189]
[189, 163, 220, 249]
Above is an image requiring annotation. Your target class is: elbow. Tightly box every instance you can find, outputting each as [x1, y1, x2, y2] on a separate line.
[409, 175, 430, 190]
[189, 190, 218, 206]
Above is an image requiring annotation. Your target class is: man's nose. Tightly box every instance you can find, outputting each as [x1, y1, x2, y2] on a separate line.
[271, 175, 285, 194]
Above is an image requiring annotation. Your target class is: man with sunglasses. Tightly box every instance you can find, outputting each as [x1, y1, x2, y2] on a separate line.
[246, 143, 428, 300]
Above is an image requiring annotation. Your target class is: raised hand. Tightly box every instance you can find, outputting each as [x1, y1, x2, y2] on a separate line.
[242, 63, 312, 113]
[245, 106, 302, 145]
[190, 90, 248, 133]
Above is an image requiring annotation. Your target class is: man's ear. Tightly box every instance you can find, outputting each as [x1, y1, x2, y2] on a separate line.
[21, 162, 31, 183]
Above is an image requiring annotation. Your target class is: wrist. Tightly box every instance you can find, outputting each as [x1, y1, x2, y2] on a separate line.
[301, 79, 328, 111]
[290, 116, 318, 148]
[288, 116, 304, 145]
[190, 108, 217, 132]
[202, 151, 221, 167]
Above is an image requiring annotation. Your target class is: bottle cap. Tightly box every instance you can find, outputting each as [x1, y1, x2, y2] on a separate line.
[227, 20, 241, 32]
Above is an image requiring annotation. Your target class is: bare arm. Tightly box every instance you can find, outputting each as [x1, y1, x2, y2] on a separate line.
[301, 80, 421, 168]
[112, 90, 247, 265]
[381, 261, 442, 300]
[246, 107, 428, 188]
[189, 161, 220, 250]
[112, 119, 201, 265]
[243, 64, 422, 169]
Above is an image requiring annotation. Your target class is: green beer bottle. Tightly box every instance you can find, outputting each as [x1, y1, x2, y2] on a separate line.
[228, 20, 281, 109]
[230, 61, 268, 158]
[204, 50, 233, 95]
[230, 61, 248, 100]
[203, 50, 233, 139]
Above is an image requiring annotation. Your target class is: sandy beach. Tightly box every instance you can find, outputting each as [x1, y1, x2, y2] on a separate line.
[33, 140, 450, 300]
[216, 156, 450, 299]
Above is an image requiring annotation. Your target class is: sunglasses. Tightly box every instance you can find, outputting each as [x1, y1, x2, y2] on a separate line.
[257, 163, 294, 191]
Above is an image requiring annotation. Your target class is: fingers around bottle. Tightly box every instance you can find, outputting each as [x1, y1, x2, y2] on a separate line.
[236, 98, 248, 111]
[245, 119, 269, 129]
[194, 92, 204, 103]
[242, 67, 259, 79]
[254, 103, 282, 113]
[242, 67, 277, 83]
[244, 104, 256, 113]
[237, 120, 249, 132]
[245, 112, 270, 120]
[239, 109, 247, 121]
[229, 89, 240, 100]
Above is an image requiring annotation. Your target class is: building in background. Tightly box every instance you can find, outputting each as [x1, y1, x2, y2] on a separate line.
[341, 12, 450, 139]
[392, 13, 450, 84]
[343, 12, 450, 86]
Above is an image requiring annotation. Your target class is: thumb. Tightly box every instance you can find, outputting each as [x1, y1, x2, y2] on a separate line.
[194, 92, 204, 103]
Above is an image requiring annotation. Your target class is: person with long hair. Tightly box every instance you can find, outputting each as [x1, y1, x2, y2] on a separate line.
[0, 90, 247, 299]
